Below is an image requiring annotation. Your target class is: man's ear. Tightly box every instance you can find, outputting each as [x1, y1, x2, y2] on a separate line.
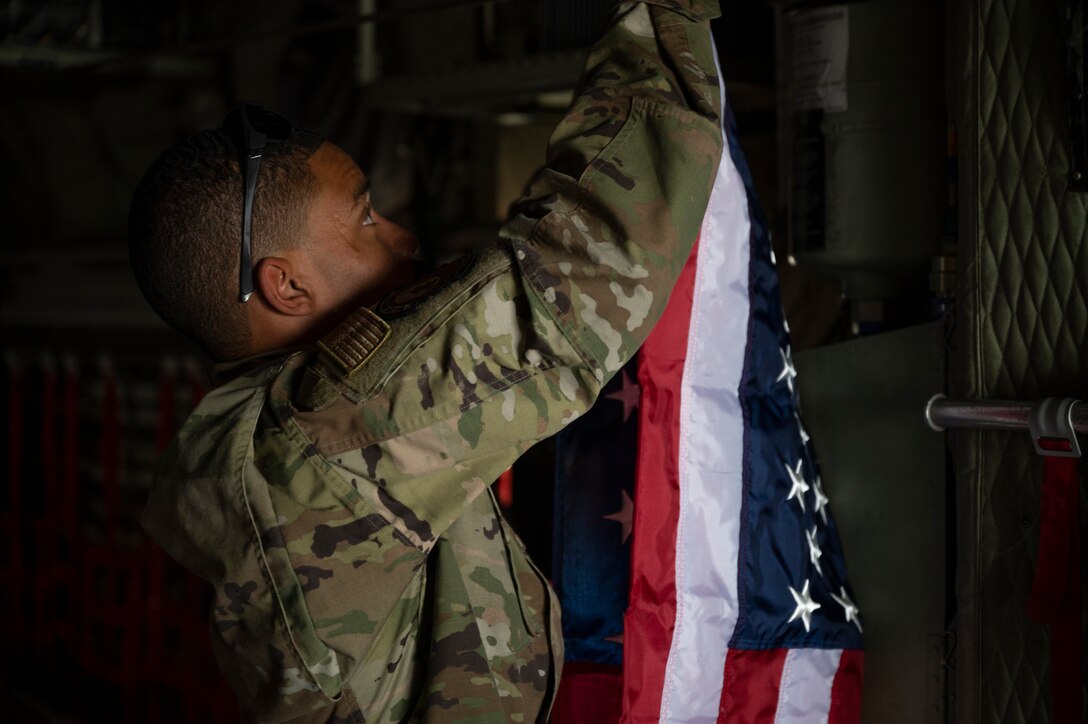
[254, 256, 315, 316]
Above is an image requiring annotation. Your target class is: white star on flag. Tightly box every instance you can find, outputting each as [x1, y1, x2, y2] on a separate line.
[604, 369, 640, 423]
[785, 459, 809, 512]
[812, 476, 830, 525]
[831, 586, 863, 633]
[788, 579, 821, 632]
[806, 526, 823, 577]
[603, 489, 635, 543]
[776, 346, 797, 395]
[795, 412, 810, 444]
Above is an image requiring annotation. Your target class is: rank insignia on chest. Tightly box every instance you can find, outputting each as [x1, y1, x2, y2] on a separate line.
[318, 306, 392, 375]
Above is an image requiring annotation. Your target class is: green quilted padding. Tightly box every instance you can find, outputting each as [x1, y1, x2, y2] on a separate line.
[955, 0, 1088, 722]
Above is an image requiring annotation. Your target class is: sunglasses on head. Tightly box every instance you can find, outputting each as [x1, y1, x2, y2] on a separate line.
[222, 104, 294, 303]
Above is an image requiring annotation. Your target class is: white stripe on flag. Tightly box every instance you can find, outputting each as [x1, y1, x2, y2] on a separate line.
[775, 649, 843, 724]
[658, 40, 753, 723]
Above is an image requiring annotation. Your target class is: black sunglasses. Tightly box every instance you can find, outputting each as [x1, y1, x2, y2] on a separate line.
[222, 104, 293, 302]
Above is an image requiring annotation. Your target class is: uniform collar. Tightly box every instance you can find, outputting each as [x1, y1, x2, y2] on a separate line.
[213, 346, 308, 386]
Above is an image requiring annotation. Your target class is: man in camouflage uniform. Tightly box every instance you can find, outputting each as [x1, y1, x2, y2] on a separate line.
[130, 0, 723, 720]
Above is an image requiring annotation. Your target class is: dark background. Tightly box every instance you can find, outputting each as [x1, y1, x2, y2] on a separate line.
[0, 1, 944, 721]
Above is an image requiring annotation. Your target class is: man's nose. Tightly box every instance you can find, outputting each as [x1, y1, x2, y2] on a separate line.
[385, 223, 420, 260]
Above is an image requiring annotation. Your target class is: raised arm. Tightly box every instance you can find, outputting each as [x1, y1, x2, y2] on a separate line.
[301, 0, 723, 413]
[292, 2, 725, 535]
[503, 0, 723, 380]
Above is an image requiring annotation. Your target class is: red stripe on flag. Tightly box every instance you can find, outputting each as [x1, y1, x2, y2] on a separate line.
[828, 649, 864, 724]
[552, 662, 623, 724]
[716, 648, 788, 723]
[621, 237, 700, 723]
[496, 467, 514, 508]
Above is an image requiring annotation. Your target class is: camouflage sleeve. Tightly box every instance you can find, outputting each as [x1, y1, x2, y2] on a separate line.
[497, 0, 723, 380]
[292, 0, 723, 529]
[294, 0, 725, 538]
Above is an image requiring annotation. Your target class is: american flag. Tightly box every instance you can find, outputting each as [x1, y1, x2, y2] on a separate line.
[552, 38, 864, 724]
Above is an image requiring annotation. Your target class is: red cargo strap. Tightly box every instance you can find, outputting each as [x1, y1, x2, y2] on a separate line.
[100, 358, 120, 537]
[61, 357, 80, 529]
[7, 357, 23, 515]
[41, 357, 59, 507]
[157, 358, 176, 453]
[1027, 437, 1082, 724]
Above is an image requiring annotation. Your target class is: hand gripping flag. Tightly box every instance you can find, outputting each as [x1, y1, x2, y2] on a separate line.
[552, 35, 864, 724]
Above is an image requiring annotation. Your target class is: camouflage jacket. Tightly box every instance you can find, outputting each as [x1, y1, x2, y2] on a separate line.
[143, 2, 722, 721]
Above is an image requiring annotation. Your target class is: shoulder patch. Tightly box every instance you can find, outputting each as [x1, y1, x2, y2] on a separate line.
[377, 252, 477, 320]
[317, 306, 391, 375]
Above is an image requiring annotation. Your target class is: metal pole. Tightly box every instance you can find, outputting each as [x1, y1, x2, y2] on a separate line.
[925, 395, 1088, 433]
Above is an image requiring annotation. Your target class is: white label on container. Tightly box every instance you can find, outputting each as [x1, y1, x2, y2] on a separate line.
[787, 5, 849, 113]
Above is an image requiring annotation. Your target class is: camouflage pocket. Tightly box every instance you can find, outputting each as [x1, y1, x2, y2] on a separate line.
[444, 492, 546, 659]
[490, 493, 548, 639]
[248, 405, 429, 702]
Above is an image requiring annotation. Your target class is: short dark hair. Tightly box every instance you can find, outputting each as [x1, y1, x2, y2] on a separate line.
[129, 121, 324, 360]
